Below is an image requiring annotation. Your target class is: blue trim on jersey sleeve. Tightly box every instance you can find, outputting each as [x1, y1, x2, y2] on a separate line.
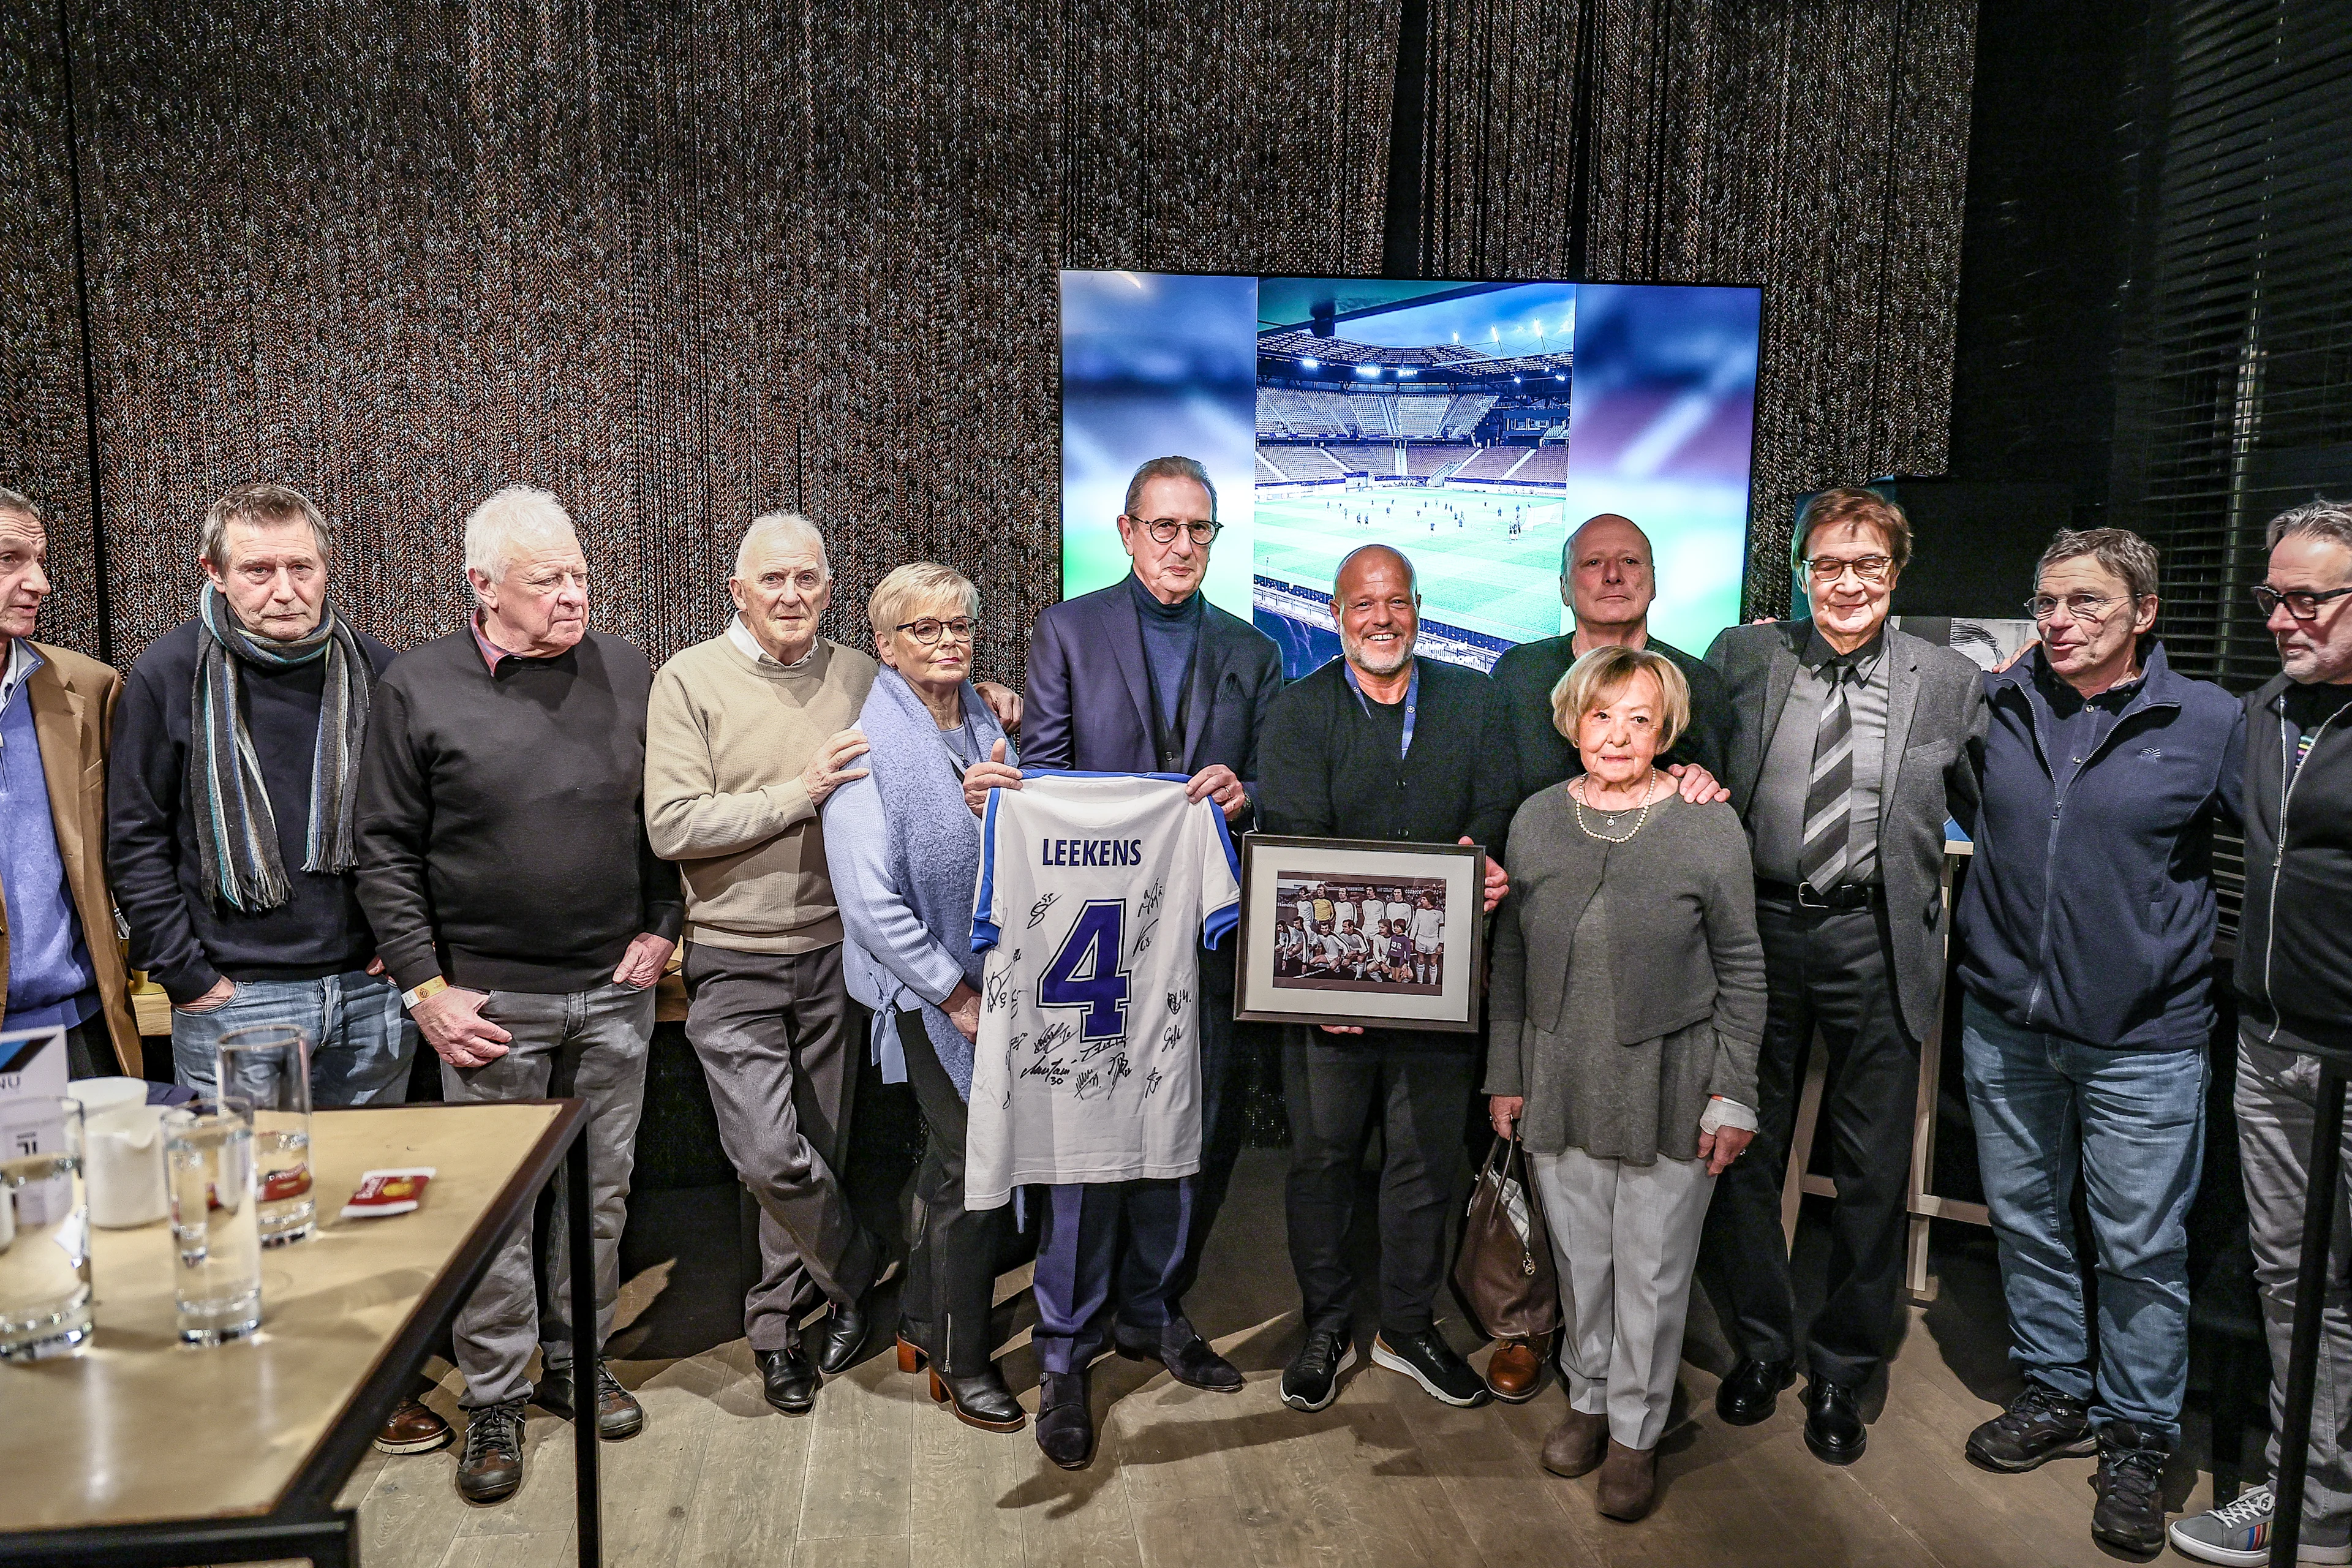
[1208, 796, 1242, 881]
[972, 788, 1003, 953]
[1202, 900, 1239, 951]
[1018, 767, 1192, 783]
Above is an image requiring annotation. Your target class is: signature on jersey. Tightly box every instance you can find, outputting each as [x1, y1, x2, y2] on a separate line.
[1137, 880, 1166, 920]
[1133, 919, 1158, 957]
[1036, 1019, 1075, 1055]
[1160, 1021, 1185, 1054]
[984, 964, 1024, 1014]
[1144, 1067, 1165, 1098]
[1166, 989, 1188, 1016]
[1026, 891, 1058, 929]
[1022, 1056, 1072, 1086]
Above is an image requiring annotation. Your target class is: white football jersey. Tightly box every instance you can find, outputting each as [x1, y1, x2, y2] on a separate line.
[964, 773, 1240, 1208]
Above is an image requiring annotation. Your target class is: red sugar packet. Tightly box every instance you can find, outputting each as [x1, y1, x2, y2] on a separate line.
[341, 1167, 437, 1219]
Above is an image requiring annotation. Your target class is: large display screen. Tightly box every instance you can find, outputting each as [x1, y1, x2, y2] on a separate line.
[1061, 271, 1760, 674]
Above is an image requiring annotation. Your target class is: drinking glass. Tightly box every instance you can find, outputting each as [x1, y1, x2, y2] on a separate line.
[0, 1095, 91, 1361]
[165, 1096, 262, 1344]
[217, 1024, 314, 1246]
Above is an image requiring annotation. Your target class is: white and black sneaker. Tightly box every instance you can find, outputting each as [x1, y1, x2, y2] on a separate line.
[2168, 1485, 2352, 1566]
[1371, 1329, 1491, 1408]
[1281, 1329, 1358, 1412]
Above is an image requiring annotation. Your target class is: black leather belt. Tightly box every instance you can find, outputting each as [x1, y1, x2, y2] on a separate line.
[1755, 878, 1880, 912]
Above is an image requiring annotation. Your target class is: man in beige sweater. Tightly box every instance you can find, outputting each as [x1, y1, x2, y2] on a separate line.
[645, 511, 888, 1416]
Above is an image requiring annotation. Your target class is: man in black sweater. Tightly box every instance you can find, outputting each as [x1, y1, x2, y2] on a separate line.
[1256, 543, 1513, 1414]
[111, 483, 407, 1099]
[356, 486, 682, 1506]
[112, 483, 445, 1458]
[1485, 513, 1732, 826]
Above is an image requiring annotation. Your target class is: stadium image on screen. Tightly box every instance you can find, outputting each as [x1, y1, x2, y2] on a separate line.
[1060, 272, 1760, 678]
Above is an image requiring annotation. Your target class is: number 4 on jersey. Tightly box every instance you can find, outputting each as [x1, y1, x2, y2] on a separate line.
[1039, 899, 1131, 1041]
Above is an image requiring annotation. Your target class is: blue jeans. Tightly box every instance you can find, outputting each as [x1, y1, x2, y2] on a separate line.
[1958, 993, 2206, 1439]
[171, 971, 417, 1107]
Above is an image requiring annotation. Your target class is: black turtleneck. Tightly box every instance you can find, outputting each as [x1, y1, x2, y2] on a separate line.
[1126, 572, 1204, 735]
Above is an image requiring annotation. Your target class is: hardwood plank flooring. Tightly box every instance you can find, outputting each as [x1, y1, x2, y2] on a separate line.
[352, 1148, 2227, 1568]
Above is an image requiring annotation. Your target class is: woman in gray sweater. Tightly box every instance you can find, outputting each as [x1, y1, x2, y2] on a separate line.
[1486, 645, 1767, 1521]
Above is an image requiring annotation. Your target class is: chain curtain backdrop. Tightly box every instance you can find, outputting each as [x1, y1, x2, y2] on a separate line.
[2, 0, 1972, 669]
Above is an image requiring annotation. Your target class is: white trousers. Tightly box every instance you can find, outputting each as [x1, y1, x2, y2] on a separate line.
[1531, 1146, 1716, 1450]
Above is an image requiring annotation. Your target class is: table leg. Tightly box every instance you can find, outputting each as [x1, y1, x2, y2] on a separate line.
[567, 1125, 602, 1568]
[2270, 1061, 2345, 1568]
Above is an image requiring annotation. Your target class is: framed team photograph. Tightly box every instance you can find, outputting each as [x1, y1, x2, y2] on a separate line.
[1232, 834, 1487, 1031]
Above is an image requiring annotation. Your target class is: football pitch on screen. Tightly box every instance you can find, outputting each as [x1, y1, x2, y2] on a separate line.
[1251, 482, 1570, 647]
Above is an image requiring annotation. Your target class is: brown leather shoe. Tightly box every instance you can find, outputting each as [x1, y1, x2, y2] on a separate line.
[1486, 1338, 1544, 1403]
[1595, 1439, 1658, 1521]
[373, 1395, 454, 1455]
[1540, 1408, 1609, 1478]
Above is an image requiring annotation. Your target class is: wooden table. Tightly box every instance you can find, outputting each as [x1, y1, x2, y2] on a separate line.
[0, 1100, 600, 1568]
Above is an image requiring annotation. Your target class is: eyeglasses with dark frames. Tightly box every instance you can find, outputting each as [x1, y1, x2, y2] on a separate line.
[2252, 584, 2352, 623]
[1803, 553, 1893, 584]
[1131, 516, 1223, 546]
[894, 616, 978, 646]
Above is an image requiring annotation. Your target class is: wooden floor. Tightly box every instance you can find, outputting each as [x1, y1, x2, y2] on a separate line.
[337, 1148, 2225, 1568]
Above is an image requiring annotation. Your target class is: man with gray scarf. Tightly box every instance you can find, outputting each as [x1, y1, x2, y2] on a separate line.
[109, 480, 431, 1447]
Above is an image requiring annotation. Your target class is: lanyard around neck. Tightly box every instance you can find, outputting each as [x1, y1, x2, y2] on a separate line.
[1344, 660, 1418, 761]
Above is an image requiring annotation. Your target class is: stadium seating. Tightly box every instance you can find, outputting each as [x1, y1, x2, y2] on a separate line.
[1439, 393, 1498, 437]
[1450, 446, 1529, 481]
[1403, 443, 1472, 478]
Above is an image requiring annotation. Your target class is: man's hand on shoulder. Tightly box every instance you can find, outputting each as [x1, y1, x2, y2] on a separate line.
[974, 681, 1022, 734]
[802, 728, 871, 807]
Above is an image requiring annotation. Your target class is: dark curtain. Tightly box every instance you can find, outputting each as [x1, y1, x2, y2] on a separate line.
[4, 0, 1970, 664]
[1420, 0, 1976, 617]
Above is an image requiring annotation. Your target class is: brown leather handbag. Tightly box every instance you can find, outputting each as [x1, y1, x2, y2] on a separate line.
[1453, 1132, 1560, 1341]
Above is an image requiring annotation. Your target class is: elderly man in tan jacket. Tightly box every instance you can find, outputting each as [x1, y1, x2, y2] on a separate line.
[0, 486, 137, 1077]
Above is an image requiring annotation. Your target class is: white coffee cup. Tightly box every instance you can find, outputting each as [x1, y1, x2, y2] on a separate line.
[86, 1103, 170, 1228]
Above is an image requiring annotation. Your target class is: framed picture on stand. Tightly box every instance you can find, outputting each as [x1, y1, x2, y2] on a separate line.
[1232, 834, 1486, 1032]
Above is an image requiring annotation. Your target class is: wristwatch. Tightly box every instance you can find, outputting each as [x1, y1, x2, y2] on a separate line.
[401, 976, 449, 1010]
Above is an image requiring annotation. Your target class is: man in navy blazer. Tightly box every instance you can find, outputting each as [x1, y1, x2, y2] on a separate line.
[965, 455, 1281, 1465]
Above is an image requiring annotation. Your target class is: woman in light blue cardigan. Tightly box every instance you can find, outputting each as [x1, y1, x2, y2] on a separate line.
[822, 562, 1023, 1434]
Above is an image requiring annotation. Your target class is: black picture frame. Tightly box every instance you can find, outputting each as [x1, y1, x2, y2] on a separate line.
[1233, 833, 1487, 1031]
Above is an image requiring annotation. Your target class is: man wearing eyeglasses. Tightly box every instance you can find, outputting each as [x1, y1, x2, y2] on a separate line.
[962, 454, 1282, 1457]
[2171, 498, 2352, 1566]
[1694, 486, 1986, 1466]
[1947, 529, 2242, 1555]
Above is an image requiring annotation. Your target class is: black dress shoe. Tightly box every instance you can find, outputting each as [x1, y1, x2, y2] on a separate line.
[813, 1294, 872, 1376]
[1036, 1370, 1095, 1469]
[1716, 1357, 1795, 1427]
[1803, 1377, 1867, 1465]
[930, 1364, 1027, 1432]
[756, 1346, 820, 1415]
[1115, 1317, 1243, 1392]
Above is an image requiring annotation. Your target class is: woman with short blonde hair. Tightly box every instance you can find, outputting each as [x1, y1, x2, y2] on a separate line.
[1487, 644, 1766, 1521]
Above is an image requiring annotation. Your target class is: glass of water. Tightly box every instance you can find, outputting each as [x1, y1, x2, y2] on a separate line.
[0, 1095, 92, 1362]
[165, 1096, 262, 1345]
[216, 1024, 314, 1246]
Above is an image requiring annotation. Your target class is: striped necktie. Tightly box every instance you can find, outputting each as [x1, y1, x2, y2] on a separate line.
[1799, 658, 1856, 890]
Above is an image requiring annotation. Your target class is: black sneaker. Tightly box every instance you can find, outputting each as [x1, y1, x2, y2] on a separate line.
[1964, 1381, 2096, 1471]
[1371, 1329, 1490, 1408]
[1281, 1330, 1359, 1412]
[456, 1398, 527, 1504]
[2090, 1420, 2169, 1555]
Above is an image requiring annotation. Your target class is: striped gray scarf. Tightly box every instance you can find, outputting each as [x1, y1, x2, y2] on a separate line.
[189, 584, 371, 911]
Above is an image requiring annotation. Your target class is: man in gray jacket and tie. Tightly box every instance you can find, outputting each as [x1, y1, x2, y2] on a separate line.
[1694, 486, 1985, 1466]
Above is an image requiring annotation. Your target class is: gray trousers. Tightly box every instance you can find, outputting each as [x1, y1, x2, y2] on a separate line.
[442, 980, 654, 1409]
[1532, 1146, 1715, 1451]
[2239, 1034, 2352, 1545]
[682, 941, 876, 1352]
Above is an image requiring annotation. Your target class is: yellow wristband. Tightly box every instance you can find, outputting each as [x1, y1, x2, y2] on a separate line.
[401, 976, 449, 1009]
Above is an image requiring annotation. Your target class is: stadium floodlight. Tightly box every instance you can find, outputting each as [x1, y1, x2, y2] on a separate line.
[1513, 375, 1523, 384]
[1301, 357, 1319, 370]
[1355, 364, 1381, 379]
[1400, 368, 1417, 379]
[1555, 372, 1566, 382]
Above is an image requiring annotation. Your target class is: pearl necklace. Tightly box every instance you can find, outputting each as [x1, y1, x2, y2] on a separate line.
[1572, 770, 1663, 843]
